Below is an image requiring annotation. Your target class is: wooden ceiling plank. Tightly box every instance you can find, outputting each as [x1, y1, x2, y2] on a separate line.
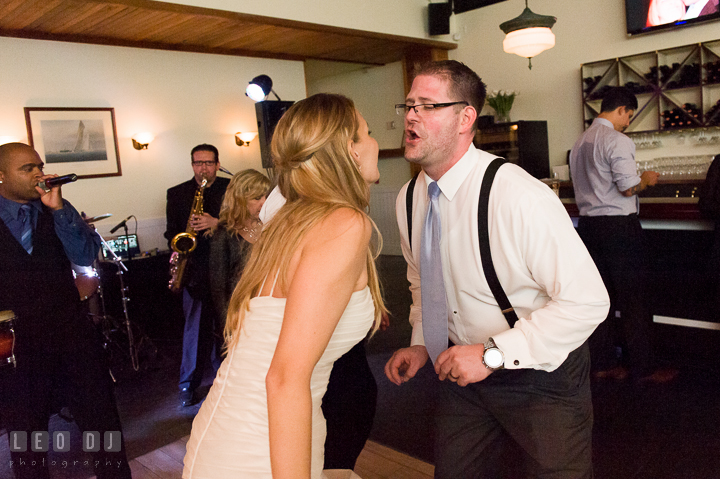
[143, 15, 225, 43]
[0, 0, 29, 18]
[0, 0, 61, 30]
[87, 8, 179, 38]
[46, 3, 124, 34]
[54, 3, 129, 35]
[0, 0, 455, 66]
[78, 0, 456, 50]
[211, 23, 285, 49]
[100, 9, 174, 38]
[66, 4, 140, 35]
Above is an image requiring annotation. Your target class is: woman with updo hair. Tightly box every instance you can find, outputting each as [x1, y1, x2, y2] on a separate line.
[183, 93, 386, 479]
[207, 169, 270, 320]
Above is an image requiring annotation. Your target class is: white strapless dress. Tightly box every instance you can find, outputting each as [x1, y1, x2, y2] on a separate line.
[183, 287, 375, 479]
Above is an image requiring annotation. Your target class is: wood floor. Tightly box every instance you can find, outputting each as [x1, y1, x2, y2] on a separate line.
[124, 436, 433, 479]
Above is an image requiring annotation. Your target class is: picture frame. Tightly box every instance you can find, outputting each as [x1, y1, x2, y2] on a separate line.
[24, 107, 122, 179]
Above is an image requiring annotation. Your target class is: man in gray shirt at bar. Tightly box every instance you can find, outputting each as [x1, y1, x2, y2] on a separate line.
[569, 86, 672, 383]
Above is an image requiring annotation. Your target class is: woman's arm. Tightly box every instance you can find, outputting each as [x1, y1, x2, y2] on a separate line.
[266, 208, 371, 479]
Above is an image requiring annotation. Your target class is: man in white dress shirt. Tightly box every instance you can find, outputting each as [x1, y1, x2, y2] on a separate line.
[384, 60, 609, 478]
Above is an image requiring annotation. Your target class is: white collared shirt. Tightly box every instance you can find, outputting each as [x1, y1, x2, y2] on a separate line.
[259, 185, 286, 225]
[396, 144, 609, 371]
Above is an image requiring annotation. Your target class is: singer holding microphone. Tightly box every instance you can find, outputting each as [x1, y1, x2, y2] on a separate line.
[0, 143, 131, 479]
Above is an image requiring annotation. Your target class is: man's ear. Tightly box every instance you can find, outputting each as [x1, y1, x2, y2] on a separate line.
[459, 105, 478, 134]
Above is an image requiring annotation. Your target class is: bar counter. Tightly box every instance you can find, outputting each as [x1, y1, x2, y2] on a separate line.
[555, 180, 718, 364]
[556, 181, 713, 228]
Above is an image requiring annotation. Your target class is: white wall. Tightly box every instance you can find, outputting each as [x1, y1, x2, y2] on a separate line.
[306, 61, 411, 254]
[452, 0, 720, 168]
[153, 0, 433, 40]
[0, 37, 306, 250]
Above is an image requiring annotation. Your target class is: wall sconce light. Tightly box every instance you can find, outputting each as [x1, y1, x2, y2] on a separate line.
[500, 0, 556, 70]
[235, 132, 258, 147]
[131, 132, 155, 150]
[246, 75, 282, 101]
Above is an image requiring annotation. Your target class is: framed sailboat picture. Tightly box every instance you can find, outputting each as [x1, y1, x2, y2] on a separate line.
[24, 107, 122, 179]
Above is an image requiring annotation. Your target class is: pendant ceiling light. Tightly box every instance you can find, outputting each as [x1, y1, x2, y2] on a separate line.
[499, 0, 556, 70]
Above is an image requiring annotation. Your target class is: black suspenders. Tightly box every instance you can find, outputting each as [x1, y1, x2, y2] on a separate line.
[405, 158, 518, 328]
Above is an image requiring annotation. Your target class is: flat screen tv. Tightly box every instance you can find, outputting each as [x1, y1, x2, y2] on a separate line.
[626, 0, 720, 35]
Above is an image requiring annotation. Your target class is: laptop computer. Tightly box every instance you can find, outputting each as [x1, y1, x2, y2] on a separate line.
[101, 234, 141, 260]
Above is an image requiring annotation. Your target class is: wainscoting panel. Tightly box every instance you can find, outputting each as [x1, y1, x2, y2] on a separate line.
[369, 186, 402, 256]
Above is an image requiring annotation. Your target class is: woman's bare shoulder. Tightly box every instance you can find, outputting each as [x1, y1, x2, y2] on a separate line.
[307, 207, 371, 246]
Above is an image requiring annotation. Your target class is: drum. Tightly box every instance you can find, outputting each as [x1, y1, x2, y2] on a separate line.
[0, 310, 17, 367]
[73, 264, 100, 301]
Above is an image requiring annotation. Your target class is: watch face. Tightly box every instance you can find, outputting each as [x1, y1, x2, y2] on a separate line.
[484, 348, 504, 368]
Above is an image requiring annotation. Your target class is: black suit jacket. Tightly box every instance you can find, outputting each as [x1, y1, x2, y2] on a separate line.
[165, 176, 230, 297]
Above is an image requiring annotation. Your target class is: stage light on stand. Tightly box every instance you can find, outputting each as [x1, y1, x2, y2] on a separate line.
[246, 75, 282, 101]
[500, 0, 556, 70]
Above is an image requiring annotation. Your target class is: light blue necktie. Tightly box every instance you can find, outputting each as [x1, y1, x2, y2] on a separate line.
[421, 181, 448, 364]
[19, 204, 33, 255]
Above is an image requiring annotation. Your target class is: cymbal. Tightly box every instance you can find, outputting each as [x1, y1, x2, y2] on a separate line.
[84, 213, 112, 223]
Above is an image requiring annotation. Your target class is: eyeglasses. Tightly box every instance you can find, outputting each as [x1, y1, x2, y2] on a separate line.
[395, 101, 469, 117]
[192, 161, 217, 167]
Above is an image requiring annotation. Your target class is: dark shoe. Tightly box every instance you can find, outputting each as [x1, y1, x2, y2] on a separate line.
[179, 387, 199, 407]
[593, 366, 629, 381]
[639, 367, 679, 384]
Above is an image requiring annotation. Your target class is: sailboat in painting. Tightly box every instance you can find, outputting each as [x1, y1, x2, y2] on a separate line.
[73, 121, 90, 152]
[44, 119, 108, 164]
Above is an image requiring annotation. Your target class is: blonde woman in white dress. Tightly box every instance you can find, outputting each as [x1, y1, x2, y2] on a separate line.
[183, 93, 386, 479]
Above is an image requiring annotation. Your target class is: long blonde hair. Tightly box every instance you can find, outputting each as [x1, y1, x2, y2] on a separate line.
[224, 93, 386, 348]
[208, 169, 270, 237]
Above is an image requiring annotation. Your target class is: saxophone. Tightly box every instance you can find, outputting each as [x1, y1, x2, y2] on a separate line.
[168, 178, 208, 292]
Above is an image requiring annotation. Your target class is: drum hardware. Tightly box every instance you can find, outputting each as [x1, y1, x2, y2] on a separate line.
[93, 230, 156, 375]
[83, 212, 113, 224]
[0, 310, 17, 368]
[73, 264, 100, 302]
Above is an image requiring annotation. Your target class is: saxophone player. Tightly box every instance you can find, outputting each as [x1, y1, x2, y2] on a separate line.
[165, 144, 229, 407]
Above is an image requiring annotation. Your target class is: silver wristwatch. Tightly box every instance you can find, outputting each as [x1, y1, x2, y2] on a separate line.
[482, 337, 505, 370]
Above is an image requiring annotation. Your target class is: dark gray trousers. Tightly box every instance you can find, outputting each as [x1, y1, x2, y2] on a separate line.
[577, 214, 652, 377]
[433, 343, 593, 479]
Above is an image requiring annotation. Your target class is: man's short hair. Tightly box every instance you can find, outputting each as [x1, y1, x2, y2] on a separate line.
[414, 60, 487, 130]
[0, 142, 32, 171]
[191, 144, 219, 163]
[600, 87, 638, 113]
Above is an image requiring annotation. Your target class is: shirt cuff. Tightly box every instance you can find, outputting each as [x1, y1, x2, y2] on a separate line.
[491, 327, 536, 370]
[616, 176, 641, 193]
[52, 205, 73, 224]
[410, 321, 426, 348]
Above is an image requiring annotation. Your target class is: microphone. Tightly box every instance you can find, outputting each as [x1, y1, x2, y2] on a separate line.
[110, 215, 133, 234]
[38, 173, 78, 191]
[218, 166, 234, 176]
